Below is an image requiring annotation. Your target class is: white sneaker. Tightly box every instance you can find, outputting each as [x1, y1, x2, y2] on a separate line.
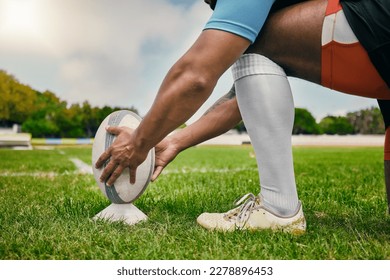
[197, 193, 306, 234]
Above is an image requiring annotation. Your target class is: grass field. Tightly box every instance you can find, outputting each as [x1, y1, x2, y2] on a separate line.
[0, 145, 389, 260]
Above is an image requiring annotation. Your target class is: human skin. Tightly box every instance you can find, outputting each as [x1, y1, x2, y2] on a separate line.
[95, 29, 250, 185]
[96, 0, 390, 213]
[150, 0, 390, 213]
[95, 0, 328, 185]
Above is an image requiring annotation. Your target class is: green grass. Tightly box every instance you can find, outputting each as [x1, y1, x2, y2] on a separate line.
[0, 146, 389, 260]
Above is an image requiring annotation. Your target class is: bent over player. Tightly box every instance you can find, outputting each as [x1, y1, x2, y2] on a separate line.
[96, 0, 390, 233]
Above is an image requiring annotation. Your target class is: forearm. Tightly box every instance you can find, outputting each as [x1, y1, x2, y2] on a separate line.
[170, 85, 242, 152]
[132, 62, 216, 153]
[131, 30, 249, 153]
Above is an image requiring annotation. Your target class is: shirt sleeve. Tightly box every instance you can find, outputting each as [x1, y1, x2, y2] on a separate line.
[204, 0, 276, 43]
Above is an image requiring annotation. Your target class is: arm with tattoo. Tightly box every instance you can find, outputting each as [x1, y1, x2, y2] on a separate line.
[151, 85, 242, 180]
[172, 85, 241, 151]
[203, 85, 237, 115]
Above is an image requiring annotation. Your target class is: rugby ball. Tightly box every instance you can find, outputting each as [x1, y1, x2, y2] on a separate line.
[92, 110, 155, 204]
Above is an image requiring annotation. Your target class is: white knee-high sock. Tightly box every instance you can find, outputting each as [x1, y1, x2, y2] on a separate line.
[232, 54, 299, 217]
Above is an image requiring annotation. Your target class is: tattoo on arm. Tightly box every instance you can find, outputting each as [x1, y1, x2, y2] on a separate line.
[203, 85, 236, 116]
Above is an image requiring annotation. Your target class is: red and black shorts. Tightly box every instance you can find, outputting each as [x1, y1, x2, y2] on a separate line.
[321, 0, 390, 100]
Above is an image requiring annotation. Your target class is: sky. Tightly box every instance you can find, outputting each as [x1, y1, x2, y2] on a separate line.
[0, 0, 378, 123]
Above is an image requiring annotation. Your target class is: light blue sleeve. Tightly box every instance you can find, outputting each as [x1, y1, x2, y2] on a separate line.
[204, 0, 276, 43]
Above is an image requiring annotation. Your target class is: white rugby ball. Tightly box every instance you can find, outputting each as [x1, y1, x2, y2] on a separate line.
[92, 110, 155, 204]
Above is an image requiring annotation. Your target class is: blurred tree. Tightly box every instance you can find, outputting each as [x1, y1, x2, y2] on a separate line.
[319, 116, 355, 135]
[22, 90, 64, 137]
[56, 103, 84, 138]
[346, 107, 385, 134]
[1, 69, 141, 137]
[0, 70, 37, 125]
[22, 118, 59, 137]
[293, 108, 321, 135]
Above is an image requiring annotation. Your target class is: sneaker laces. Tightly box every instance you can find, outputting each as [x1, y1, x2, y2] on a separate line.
[223, 193, 260, 226]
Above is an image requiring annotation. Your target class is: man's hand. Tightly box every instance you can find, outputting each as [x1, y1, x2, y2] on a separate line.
[95, 126, 148, 186]
[152, 137, 180, 181]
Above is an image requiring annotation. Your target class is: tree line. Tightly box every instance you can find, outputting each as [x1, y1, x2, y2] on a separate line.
[236, 107, 385, 135]
[0, 70, 385, 138]
[0, 70, 138, 138]
[293, 107, 385, 135]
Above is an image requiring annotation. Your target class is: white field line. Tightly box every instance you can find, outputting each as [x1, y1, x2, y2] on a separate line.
[162, 167, 258, 175]
[0, 165, 257, 177]
[0, 171, 62, 177]
[0, 158, 93, 177]
[69, 158, 93, 175]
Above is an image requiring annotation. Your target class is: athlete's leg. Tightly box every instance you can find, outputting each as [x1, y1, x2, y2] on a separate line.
[196, 54, 306, 232]
[227, 1, 325, 217]
[233, 54, 299, 217]
[230, 1, 326, 216]
[246, 0, 326, 84]
[248, 0, 390, 99]
[247, 0, 390, 213]
[378, 99, 390, 214]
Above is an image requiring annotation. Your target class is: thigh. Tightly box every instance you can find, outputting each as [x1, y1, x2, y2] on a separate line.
[248, 0, 390, 99]
[246, 0, 327, 84]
